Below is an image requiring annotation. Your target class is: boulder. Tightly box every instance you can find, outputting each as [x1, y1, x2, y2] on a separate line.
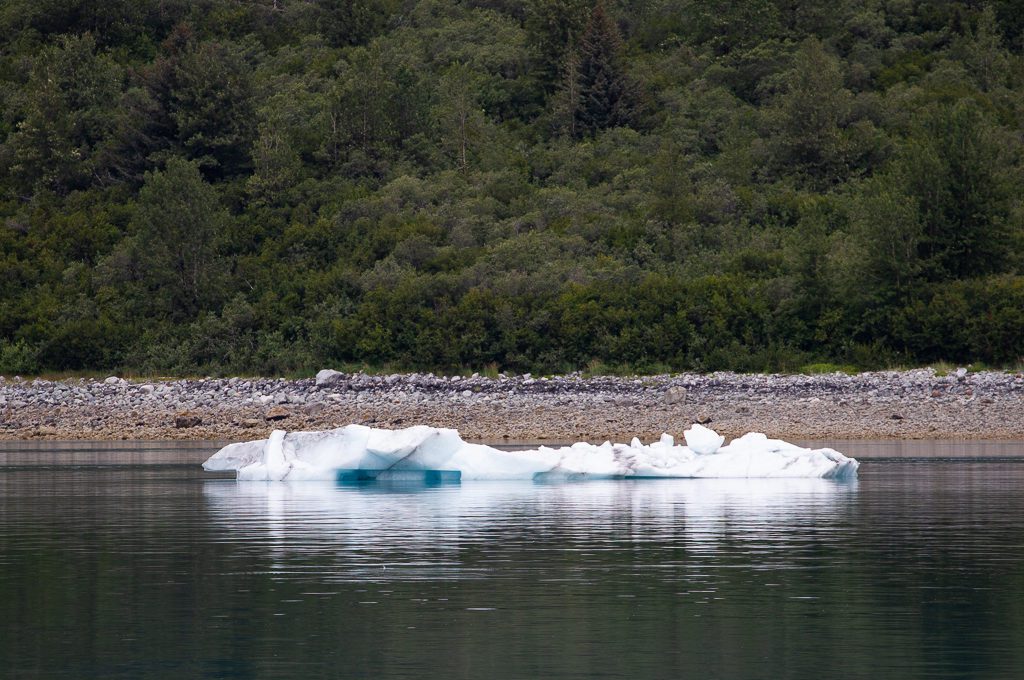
[303, 402, 325, 416]
[266, 406, 290, 421]
[174, 412, 202, 428]
[315, 369, 346, 388]
[663, 386, 687, 405]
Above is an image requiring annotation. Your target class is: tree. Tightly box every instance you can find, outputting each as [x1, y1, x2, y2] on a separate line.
[684, 0, 780, 55]
[551, 48, 583, 138]
[320, 44, 400, 174]
[904, 102, 1015, 280]
[957, 5, 1011, 92]
[1, 34, 124, 196]
[848, 175, 923, 299]
[558, 2, 639, 139]
[435, 64, 488, 171]
[524, 0, 593, 87]
[169, 40, 258, 179]
[131, 158, 229, 319]
[769, 38, 853, 187]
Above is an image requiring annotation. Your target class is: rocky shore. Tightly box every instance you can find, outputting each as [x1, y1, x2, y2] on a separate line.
[1, 368, 1022, 442]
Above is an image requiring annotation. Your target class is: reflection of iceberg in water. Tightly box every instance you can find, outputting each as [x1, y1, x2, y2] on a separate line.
[203, 424, 859, 482]
[202, 477, 857, 582]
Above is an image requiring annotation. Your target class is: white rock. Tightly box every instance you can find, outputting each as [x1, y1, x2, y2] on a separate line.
[315, 369, 346, 388]
[663, 386, 687, 405]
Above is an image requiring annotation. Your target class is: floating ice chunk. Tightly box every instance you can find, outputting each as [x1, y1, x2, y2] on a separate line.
[684, 423, 725, 455]
[202, 439, 265, 471]
[202, 423, 858, 482]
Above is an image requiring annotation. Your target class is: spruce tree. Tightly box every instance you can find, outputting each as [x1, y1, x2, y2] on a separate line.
[562, 1, 638, 138]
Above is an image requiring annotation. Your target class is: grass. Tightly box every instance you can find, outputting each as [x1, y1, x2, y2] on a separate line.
[797, 363, 860, 375]
[6, 357, 1024, 382]
[928, 361, 958, 377]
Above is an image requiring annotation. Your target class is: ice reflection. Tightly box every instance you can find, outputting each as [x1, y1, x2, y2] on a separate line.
[202, 478, 858, 582]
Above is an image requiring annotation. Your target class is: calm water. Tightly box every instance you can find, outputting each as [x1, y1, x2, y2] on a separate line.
[2, 441, 1024, 679]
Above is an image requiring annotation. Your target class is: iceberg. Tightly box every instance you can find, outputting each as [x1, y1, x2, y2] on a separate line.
[203, 423, 859, 482]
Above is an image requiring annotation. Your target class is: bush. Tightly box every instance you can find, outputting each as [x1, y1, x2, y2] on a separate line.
[0, 339, 40, 375]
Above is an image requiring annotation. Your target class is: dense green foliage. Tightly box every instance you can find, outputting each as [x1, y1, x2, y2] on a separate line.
[2, 0, 1023, 375]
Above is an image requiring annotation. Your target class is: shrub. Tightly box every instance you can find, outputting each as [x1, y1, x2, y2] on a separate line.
[0, 339, 40, 375]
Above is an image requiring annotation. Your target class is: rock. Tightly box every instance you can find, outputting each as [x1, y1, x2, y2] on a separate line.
[931, 388, 943, 398]
[315, 369, 346, 388]
[140, 384, 156, 395]
[174, 412, 202, 428]
[890, 413, 904, 420]
[303, 402, 325, 416]
[696, 413, 713, 425]
[240, 418, 262, 428]
[104, 376, 122, 385]
[461, 390, 473, 397]
[663, 386, 687, 405]
[266, 406, 290, 421]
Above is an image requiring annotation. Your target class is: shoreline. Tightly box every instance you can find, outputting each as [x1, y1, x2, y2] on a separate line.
[1, 369, 1023, 443]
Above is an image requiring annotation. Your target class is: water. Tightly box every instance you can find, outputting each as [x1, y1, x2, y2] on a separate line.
[2, 442, 1024, 679]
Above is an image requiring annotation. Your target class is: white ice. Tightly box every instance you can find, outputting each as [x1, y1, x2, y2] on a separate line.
[202, 423, 859, 481]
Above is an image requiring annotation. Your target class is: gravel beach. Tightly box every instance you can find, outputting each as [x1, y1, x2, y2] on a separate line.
[1, 368, 1022, 443]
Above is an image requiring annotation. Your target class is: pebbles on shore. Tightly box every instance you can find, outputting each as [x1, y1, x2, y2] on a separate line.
[1, 369, 1022, 441]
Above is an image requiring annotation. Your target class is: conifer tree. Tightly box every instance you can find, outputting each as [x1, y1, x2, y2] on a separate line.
[551, 48, 582, 138]
[559, 1, 638, 139]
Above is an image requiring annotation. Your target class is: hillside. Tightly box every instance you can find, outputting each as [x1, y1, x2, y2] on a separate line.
[1, 0, 1023, 375]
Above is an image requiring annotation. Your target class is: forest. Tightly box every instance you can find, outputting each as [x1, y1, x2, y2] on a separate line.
[1, 0, 1023, 376]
